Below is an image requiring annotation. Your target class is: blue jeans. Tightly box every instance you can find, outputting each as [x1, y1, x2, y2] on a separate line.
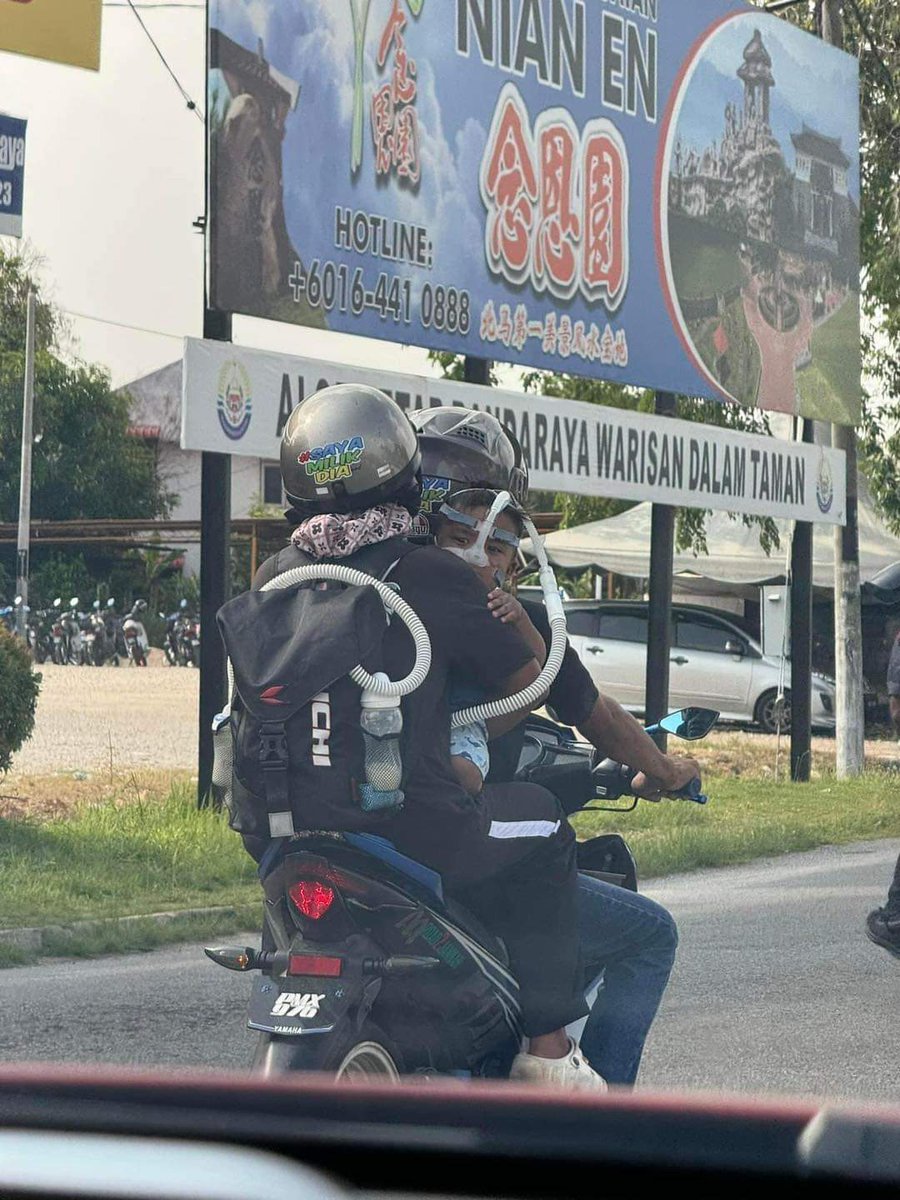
[575, 872, 678, 1086]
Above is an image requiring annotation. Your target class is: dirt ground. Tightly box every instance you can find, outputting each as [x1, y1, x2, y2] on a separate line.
[5, 660, 199, 806]
[4, 663, 899, 821]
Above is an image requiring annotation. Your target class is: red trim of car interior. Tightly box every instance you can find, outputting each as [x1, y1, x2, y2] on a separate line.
[0, 1062, 891, 1124]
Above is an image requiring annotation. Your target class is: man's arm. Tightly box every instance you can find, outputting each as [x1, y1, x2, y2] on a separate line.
[578, 692, 700, 795]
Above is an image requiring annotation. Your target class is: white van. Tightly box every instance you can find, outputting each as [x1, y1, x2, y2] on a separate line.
[563, 600, 836, 733]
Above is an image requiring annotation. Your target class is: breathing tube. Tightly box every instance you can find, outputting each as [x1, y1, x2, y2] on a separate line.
[446, 491, 567, 730]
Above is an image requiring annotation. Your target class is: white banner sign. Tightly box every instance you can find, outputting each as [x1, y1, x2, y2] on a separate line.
[182, 339, 846, 526]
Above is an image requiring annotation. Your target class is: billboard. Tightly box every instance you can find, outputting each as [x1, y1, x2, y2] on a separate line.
[208, 1, 861, 425]
[0, 114, 26, 237]
[182, 338, 847, 525]
[0, 0, 102, 71]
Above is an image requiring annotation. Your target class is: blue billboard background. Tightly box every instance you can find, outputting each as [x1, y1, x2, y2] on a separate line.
[0, 113, 27, 238]
[208, 1, 860, 422]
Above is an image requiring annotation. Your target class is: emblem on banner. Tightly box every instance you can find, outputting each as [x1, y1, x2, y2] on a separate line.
[816, 456, 834, 515]
[217, 361, 253, 441]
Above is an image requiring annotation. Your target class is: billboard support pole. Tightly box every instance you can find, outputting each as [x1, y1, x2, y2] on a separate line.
[197, 311, 232, 808]
[644, 391, 677, 751]
[790, 418, 814, 781]
[197, 6, 233, 807]
[822, 0, 864, 777]
[464, 357, 492, 387]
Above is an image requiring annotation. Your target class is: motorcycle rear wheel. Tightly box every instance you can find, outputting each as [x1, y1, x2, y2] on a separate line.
[253, 1022, 405, 1082]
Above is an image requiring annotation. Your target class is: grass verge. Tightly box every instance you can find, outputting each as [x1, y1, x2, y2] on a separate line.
[574, 773, 900, 879]
[1, 906, 261, 968]
[0, 781, 259, 930]
[3, 769, 900, 967]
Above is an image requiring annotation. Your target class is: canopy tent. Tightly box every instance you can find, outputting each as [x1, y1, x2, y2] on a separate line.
[533, 488, 900, 589]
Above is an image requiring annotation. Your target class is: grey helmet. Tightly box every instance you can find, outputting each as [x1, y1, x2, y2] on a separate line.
[281, 384, 421, 516]
[410, 408, 529, 514]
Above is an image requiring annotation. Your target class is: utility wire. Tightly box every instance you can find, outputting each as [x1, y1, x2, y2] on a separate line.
[123, 0, 204, 122]
[63, 308, 189, 341]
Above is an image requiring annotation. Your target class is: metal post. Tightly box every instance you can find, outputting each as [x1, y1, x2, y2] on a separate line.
[15, 292, 36, 639]
[833, 424, 864, 774]
[790, 419, 814, 781]
[645, 391, 677, 751]
[463, 357, 492, 387]
[820, 0, 863, 776]
[198, 308, 233, 807]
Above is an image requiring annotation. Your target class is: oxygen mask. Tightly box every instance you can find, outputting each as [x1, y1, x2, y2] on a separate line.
[437, 489, 522, 572]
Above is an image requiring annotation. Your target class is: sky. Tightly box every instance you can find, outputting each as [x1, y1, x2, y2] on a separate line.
[0, 0, 442, 388]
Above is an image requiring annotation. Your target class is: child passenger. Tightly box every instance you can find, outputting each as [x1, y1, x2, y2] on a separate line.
[433, 489, 547, 796]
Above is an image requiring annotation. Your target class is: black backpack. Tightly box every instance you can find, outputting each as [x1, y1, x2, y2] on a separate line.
[214, 539, 419, 842]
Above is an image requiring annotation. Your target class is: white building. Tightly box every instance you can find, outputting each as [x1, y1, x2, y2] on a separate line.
[121, 360, 283, 575]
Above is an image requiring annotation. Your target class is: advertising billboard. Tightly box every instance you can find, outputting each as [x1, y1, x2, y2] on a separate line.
[0, 0, 102, 71]
[0, 114, 26, 237]
[208, 1, 861, 424]
[182, 338, 847, 525]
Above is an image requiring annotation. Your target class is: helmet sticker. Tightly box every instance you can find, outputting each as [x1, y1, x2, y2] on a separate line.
[420, 475, 451, 513]
[298, 435, 365, 486]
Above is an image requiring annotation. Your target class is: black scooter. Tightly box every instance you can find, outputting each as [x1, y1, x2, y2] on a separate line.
[207, 707, 716, 1083]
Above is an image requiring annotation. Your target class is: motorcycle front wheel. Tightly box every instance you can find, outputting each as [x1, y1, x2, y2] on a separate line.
[253, 1022, 405, 1083]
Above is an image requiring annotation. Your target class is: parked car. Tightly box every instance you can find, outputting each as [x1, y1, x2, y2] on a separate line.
[563, 600, 836, 733]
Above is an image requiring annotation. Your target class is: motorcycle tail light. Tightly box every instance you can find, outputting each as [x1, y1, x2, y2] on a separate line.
[288, 880, 335, 920]
[288, 954, 342, 977]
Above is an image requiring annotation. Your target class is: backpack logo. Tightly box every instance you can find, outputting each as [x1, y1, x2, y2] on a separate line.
[311, 691, 332, 766]
[260, 685, 287, 706]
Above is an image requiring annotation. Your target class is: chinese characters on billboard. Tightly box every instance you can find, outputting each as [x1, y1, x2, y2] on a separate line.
[208, 0, 861, 424]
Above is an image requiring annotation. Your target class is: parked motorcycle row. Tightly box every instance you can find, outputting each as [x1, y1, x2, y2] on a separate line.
[162, 599, 201, 668]
[1, 595, 197, 667]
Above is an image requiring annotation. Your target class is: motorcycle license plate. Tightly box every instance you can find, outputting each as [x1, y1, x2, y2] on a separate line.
[248, 976, 346, 1036]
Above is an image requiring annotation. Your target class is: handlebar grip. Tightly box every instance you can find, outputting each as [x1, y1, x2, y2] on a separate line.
[672, 777, 708, 805]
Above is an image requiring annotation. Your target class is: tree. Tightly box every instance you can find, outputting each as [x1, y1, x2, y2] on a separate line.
[0, 251, 171, 528]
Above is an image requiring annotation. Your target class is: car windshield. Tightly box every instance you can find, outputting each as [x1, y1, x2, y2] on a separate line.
[0, 0, 895, 1175]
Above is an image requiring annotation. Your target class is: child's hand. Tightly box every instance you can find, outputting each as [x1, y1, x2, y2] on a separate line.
[487, 588, 525, 625]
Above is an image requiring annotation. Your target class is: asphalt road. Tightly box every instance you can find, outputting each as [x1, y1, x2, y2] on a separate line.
[1, 840, 897, 1105]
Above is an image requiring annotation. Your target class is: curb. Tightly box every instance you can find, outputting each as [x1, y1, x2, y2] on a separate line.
[0, 905, 256, 954]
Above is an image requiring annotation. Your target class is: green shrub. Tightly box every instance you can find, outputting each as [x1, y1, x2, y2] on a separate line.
[0, 625, 41, 774]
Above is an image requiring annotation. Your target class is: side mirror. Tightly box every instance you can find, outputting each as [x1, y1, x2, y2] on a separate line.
[725, 638, 746, 656]
[53, 598, 62, 608]
[655, 707, 719, 740]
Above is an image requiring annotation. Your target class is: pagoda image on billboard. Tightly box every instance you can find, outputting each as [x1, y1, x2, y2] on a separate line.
[664, 17, 860, 423]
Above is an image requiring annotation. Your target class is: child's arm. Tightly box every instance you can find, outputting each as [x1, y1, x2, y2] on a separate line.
[486, 589, 547, 665]
[451, 754, 485, 797]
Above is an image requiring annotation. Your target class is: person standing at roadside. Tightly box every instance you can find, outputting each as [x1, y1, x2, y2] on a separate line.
[865, 626, 900, 958]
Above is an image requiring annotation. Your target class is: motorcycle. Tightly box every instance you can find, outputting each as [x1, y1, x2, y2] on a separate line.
[61, 598, 86, 666]
[26, 607, 52, 664]
[122, 600, 150, 667]
[49, 599, 66, 664]
[178, 614, 200, 667]
[206, 706, 716, 1083]
[84, 601, 118, 666]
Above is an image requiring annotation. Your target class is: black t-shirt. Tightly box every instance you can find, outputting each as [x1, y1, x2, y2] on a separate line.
[487, 597, 599, 783]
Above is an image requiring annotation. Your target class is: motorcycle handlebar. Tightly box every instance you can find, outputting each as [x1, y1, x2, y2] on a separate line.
[592, 759, 708, 806]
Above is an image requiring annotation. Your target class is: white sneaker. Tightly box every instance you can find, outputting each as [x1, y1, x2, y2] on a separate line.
[509, 1039, 608, 1091]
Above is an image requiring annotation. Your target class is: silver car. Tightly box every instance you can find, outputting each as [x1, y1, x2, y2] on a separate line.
[563, 600, 836, 733]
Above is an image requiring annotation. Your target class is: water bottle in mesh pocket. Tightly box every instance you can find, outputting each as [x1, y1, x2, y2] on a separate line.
[210, 707, 234, 815]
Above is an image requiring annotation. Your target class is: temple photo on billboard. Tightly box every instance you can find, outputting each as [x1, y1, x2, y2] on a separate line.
[665, 17, 860, 423]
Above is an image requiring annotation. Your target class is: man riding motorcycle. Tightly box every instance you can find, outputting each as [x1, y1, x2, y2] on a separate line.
[412, 406, 702, 1085]
[250, 384, 604, 1090]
